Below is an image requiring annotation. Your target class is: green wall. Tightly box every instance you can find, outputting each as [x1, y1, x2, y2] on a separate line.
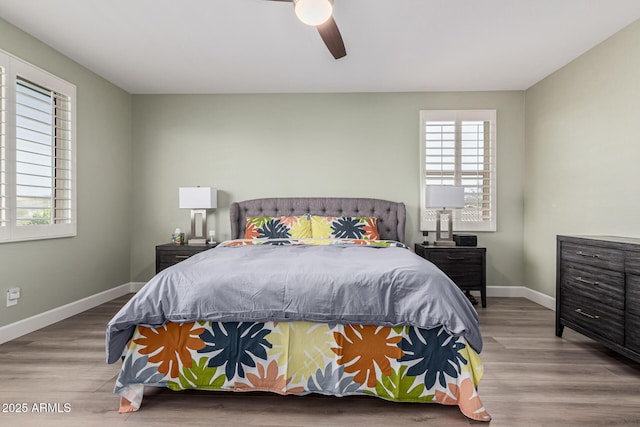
[524, 19, 640, 297]
[1, 14, 532, 330]
[1, 3, 637, 329]
[0, 18, 133, 327]
[2, 10, 638, 327]
[130, 92, 525, 286]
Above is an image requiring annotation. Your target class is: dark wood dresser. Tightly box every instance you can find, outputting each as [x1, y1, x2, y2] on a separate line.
[556, 235, 640, 362]
[415, 244, 487, 307]
[156, 243, 218, 273]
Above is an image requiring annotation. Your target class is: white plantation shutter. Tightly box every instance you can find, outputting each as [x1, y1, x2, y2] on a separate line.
[0, 60, 7, 237]
[0, 48, 76, 243]
[0, 51, 10, 242]
[420, 110, 496, 232]
[15, 79, 72, 226]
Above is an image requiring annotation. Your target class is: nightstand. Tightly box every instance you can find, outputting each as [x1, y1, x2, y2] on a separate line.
[414, 244, 487, 307]
[156, 243, 218, 273]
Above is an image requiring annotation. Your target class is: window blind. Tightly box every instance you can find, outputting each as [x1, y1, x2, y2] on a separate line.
[420, 110, 496, 232]
[15, 78, 72, 226]
[0, 64, 6, 230]
[0, 48, 76, 243]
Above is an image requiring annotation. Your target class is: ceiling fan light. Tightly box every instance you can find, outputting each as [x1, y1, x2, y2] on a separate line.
[294, 0, 333, 26]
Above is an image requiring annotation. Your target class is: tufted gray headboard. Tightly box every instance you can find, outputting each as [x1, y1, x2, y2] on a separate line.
[230, 197, 406, 243]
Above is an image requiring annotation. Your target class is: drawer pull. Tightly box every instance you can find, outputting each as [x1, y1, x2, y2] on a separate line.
[575, 276, 600, 286]
[575, 308, 600, 320]
[576, 251, 600, 259]
[175, 255, 190, 259]
[447, 256, 466, 261]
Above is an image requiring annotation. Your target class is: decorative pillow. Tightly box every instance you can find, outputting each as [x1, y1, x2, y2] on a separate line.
[244, 215, 312, 239]
[310, 216, 379, 240]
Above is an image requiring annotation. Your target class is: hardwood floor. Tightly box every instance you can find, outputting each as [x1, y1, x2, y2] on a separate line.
[1, 296, 639, 426]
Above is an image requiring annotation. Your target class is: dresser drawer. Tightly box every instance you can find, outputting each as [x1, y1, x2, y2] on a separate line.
[626, 312, 640, 353]
[425, 250, 483, 266]
[625, 251, 640, 275]
[414, 245, 487, 307]
[560, 262, 624, 310]
[156, 254, 192, 271]
[424, 250, 482, 288]
[557, 235, 640, 364]
[437, 265, 483, 288]
[627, 274, 640, 317]
[561, 242, 624, 271]
[158, 251, 195, 264]
[156, 243, 217, 273]
[560, 291, 624, 345]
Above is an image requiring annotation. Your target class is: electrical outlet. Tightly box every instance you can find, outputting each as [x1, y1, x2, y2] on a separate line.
[6, 287, 20, 307]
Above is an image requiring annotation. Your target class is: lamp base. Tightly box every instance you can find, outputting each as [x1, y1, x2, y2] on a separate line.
[189, 209, 208, 246]
[433, 209, 456, 247]
[433, 240, 456, 247]
[188, 238, 207, 245]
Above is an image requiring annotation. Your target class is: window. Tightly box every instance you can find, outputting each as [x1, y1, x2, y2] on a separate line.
[420, 110, 496, 232]
[0, 49, 76, 243]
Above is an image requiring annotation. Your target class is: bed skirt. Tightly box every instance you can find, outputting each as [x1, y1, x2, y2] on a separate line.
[114, 320, 491, 422]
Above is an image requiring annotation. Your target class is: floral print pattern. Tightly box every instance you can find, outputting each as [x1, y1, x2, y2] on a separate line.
[197, 322, 272, 380]
[244, 216, 312, 239]
[267, 322, 335, 384]
[116, 322, 490, 422]
[133, 322, 206, 378]
[332, 325, 404, 387]
[310, 216, 379, 240]
[399, 326, 468, 389]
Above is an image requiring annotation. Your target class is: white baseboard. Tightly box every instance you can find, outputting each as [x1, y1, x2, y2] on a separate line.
[0, 282, 142, 345]
[480, 285, 556, 311]
[0, 282, 555, 345]
[129, 282, 146, 292]
[521, 287, 556, 311]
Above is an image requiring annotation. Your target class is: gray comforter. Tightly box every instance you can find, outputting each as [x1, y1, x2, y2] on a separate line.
[106, 242, 482, 363]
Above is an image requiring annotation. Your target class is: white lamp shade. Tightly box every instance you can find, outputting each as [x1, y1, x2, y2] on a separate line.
[425, 185, 465, 209]
[294, 0, 333, 26]
[179, 187, 217, 209]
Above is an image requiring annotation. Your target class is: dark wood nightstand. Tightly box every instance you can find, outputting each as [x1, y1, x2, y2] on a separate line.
[414, 244, 487, 307]
[156, 243, 218, 273]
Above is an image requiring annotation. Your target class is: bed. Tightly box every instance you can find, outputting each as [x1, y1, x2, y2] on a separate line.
[106, 197, 491, 422]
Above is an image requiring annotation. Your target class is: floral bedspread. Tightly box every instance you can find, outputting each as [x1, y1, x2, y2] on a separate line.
[115, 320, 491, 422]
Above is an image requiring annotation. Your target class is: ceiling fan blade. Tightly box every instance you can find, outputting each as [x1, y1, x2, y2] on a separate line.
[316, 16, 346, 59]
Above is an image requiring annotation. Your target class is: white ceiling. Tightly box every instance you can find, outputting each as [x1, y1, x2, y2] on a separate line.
[1, 0, 639, 94]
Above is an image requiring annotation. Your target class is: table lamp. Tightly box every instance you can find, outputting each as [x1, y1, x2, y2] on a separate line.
[425, 185, 465, 246]
[179, 187, 217, 245]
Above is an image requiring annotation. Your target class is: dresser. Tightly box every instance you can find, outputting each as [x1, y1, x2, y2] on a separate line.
[156, 243, 218, 273]
[556, 235, 640, 362]
[414, 244, 487, 307]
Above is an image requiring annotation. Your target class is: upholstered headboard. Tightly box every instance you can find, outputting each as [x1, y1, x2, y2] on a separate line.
[230, 197, 406, 243]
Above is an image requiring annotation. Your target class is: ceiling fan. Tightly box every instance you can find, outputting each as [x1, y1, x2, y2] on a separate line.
[266, 0, 347, 59]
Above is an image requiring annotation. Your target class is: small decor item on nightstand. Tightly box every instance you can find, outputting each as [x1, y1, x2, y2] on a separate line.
[454, 234, 477, 247]
[421, 230, 429, 246]
[171, 228, 185, 245]
[208, 230, 217, 245]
